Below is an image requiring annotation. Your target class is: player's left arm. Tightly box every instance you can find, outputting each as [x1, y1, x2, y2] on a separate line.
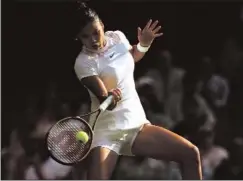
[130, 19, 163, 63]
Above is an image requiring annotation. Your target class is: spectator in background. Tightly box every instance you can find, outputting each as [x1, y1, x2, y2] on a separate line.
[181, 71, 217, 132]
[194, 130, 229, 180]
[220, 27, 243, 80]
[136, 83, 174, 129]
[136, 49, 185, 124]
[25, 156, 72, 180]
[114, 155, 170, 180]
[135, 65, 164, 112]
[174, 70, 217, 142]
[200, 56, 230, 109]
[17, 84, 75, 180]
[157, 50, 185, 123]
[24, 108, 73, 180]
[2, 129, 26, 179]
[213, 137, 243, 179]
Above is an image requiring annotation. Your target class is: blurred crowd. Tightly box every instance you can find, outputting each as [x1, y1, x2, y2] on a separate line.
[2, 5, 243, 180]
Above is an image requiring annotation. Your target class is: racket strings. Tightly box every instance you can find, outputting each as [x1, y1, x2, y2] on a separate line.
[47, 118, 92, 164]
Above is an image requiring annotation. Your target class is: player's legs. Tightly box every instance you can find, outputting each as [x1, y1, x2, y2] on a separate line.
[131, 124, 202, 180]
[87, 147, 119, 180]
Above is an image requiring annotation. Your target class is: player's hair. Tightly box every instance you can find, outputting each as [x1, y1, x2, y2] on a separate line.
[76, 1, 101, 31]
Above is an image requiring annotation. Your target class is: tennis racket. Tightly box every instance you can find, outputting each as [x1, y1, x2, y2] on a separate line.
[45, 95, 114, 165]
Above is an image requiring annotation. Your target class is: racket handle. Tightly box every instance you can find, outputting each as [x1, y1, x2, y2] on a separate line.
[99, 95, 114, 111]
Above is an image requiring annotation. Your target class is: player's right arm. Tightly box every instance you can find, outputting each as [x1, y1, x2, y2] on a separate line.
[82, 76, 121, 110]
[81, 76, 110, 103]
[74, 55, 121, 109]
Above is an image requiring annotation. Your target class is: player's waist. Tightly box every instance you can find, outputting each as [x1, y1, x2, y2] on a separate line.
[90, 92, 140, 110]
[89, 86, 138, 102]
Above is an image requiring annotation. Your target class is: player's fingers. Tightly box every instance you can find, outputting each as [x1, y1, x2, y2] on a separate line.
[154, 33, 163, 37]
[150, 20, 159, 30]
[112, 89, 122, 101]
[144, 19, 152, 30]
[113, 94, 120, 102]
[114, 88, 122, 97]
[114, 90, 121, 100]
[111, 90, 119, 102]
[137, 27, 142, 36]
[153, 26, 161, 34]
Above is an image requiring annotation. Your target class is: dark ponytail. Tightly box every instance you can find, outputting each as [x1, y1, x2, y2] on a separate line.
[75, 0, 100, 32]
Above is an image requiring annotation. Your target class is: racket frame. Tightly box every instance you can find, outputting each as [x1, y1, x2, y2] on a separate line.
[45, 95, 113, 165]
[45, 115, 96, 165]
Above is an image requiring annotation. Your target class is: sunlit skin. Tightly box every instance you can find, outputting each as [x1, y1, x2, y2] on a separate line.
[77, 20, 106, 50]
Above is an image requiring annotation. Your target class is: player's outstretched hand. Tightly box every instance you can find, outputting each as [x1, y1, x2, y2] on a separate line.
[138, 19, 163, 47]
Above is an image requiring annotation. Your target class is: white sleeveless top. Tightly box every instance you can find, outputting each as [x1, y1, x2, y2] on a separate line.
[74, 30, 149, 132]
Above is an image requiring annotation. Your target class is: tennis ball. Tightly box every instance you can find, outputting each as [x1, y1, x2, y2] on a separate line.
[75, 131, 89, 143]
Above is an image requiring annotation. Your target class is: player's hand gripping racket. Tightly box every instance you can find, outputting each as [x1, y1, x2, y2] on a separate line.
[45, 95, 114, 165]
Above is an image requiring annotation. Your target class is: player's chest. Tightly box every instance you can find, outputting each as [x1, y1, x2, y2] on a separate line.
[97, 43, 135, 79]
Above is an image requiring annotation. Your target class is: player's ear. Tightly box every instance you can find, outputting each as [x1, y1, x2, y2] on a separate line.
[99, 20, 104, 29]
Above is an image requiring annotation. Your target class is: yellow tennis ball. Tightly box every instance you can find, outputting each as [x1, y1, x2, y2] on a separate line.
[75, 131, 89, 143]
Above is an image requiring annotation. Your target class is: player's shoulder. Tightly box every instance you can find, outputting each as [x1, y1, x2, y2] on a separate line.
[106, 30, 127, 36]
[75, 51, 87, 64]
[105, 30, 128, 42]
[74, 51, 96, 69]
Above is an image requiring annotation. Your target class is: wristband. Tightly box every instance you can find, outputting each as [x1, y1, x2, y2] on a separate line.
[137, 42, 150, 53]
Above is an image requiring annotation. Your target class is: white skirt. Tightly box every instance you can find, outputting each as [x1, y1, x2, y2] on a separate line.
[89, 97, 150, 156]
[91, 123, 150, 156]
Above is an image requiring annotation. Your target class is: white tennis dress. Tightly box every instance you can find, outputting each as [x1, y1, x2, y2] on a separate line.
[74, 30, 150, 156]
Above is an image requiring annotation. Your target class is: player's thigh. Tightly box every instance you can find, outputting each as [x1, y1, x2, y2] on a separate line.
[131, 124, 199, 162]
[87, 146, 119, 180]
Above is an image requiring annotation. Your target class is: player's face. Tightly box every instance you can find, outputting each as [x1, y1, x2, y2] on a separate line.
[77, 20, 105, 50]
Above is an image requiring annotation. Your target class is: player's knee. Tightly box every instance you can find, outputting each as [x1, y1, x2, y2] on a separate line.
[183, 145, 200, 164]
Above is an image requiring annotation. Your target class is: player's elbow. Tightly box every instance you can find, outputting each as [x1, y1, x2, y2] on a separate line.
[81, 76, 109, 103]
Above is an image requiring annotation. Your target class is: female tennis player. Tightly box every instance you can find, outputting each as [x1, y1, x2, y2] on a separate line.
[74, 2, 202, 180]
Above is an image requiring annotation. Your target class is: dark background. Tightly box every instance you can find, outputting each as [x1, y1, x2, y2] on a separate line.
[2, 0, 242, 146]
[2, 0, 243, 179]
